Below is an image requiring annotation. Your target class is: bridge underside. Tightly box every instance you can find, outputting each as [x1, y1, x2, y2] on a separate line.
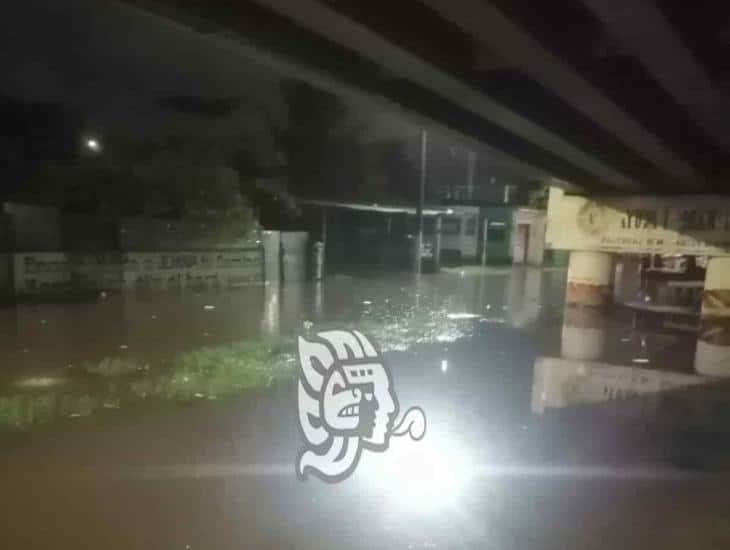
[123, 0, 729, 194]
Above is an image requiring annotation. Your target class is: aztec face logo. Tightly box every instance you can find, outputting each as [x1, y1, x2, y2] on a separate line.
[296, 330, 426, 482]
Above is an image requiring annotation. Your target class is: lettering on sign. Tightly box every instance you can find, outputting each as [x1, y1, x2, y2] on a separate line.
[12, 248, 264, 295]
[546, 189, 730, 256]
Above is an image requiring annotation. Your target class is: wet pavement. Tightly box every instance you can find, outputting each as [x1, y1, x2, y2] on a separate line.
[1, 266, 730, 549]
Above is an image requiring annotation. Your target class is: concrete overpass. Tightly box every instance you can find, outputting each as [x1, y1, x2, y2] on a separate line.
[122, 0, 729, 193]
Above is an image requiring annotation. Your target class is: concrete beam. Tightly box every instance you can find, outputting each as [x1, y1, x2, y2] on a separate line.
[248, 0, 644, 191]
[578, 0, 730, 150]
[420, 0, 700, 188]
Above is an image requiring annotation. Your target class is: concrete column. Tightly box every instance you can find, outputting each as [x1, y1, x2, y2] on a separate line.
[281, 231, 309, 283]
[561, 306, 607, 361]
[695, 257, 730, 377]
[566, 251, 614, 307]
[562, 251, 612, 361]
[312, 241, 325, 281]
[261, 230, 281, 285]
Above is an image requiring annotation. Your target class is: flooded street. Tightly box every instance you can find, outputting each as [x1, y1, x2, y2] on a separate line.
[1, 266, 730, 549]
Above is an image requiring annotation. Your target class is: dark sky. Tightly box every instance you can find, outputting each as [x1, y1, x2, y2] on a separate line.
[0, 0, 285, 141]
[0, 0, 549, 185]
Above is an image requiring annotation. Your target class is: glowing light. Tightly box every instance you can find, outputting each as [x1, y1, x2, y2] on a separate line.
[632, 358, 650, 364]
[362, 436, 473, 515]
[203, 304, 216, 310]
[440, 359, 448, 372]
[85, 137, 101, 153]
[446, 312, 480, 320]
[446, 208, 454, 215]
[362, 300, 372, 306]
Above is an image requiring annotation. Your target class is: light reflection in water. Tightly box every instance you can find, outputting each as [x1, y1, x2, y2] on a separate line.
[0, 270, 532, 432]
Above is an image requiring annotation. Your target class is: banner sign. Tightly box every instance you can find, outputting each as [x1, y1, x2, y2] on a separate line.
[12, 249, 264, 295]
[546, 188, 730, 256]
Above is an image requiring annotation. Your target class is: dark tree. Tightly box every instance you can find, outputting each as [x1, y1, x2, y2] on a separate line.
[279, 80, 346, 197]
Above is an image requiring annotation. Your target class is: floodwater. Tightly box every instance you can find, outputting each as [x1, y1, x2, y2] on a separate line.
[1, 266, 729, 549]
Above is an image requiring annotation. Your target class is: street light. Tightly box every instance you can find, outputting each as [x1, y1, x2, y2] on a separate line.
[83, 136, 102, 154]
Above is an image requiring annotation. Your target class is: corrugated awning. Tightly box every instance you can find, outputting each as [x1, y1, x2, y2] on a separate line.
[297, 198, 451, 216]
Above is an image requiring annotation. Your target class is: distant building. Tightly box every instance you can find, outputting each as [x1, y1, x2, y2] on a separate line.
[440, 205, 548, 265]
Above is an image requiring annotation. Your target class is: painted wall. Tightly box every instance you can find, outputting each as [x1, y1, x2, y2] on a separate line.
[440, 206, 480, 260]
[9, 249, 264, 297]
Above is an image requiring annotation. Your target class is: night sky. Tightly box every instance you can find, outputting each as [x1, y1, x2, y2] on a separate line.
[0, 0, 285, 139]
[0, 0, 548, 187]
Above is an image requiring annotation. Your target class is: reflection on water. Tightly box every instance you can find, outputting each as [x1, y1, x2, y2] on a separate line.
[3, 265, 730, 549]
[532, 357, 706, 414]
[3, 262, 728, 470]
[534, 294, 730, 471]
[0, 267, 558, 432]
[3, 264, 729, 458]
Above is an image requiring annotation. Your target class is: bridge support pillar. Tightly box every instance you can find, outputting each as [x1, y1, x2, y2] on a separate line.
[561, 251, 613, 361]
[695, 257, 730, 377]
[561, 306, 607, 361]
[566, 251, 614, 307]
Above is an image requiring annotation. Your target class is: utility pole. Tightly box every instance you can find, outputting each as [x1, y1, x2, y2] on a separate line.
[416, 129, 427, 274]
[466, 151, 476, 200]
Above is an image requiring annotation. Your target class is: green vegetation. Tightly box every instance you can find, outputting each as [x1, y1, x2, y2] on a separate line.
[128, 340, 294, 402]
[0, 339, 295, 433]
[0, 302, 474, 433]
